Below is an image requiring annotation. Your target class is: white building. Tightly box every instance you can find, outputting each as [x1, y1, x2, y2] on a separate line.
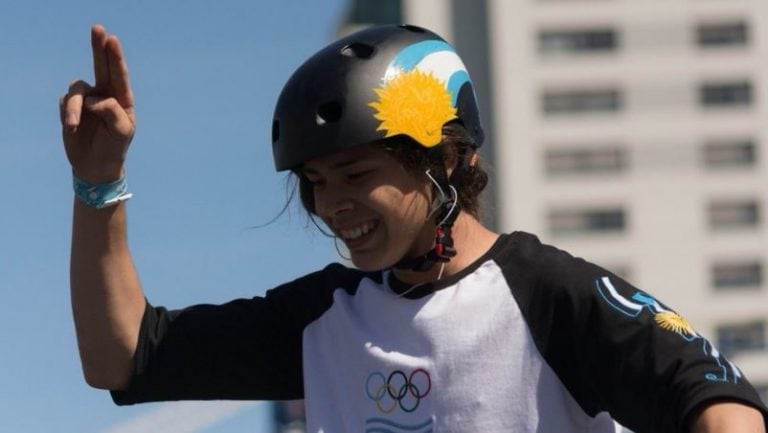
[343, 0, 768, 403]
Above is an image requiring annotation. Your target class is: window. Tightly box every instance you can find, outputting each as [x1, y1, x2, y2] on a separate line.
[702, 139, 756, 168]
[545, 146, 627, 175]
[699, 81, 752, 107]
[716, 321, 766, 357]
[708, 199, 760, 229]
[697, 21, 748, 47]
[539, 28, 618, 55]
[712, 261, 763, 289]
[542, 88, 622, 115]
[549, 207, 626, 236]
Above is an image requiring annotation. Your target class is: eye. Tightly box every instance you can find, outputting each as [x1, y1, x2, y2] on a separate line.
[346, 169, 374, 182]
[304, 175, 325, 188]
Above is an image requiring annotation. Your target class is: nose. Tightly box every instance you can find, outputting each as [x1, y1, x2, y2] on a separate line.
[314, 187, 354, 219]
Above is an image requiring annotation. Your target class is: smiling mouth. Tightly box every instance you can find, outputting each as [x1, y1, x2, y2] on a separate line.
[339, 220, 377, 241]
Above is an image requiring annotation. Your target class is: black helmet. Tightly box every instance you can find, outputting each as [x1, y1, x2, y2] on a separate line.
[272, 24, 484, 171]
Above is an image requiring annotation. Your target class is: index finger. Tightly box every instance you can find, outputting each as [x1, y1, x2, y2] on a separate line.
[105, 35, 135, 109]
[91, 24, 110, 92]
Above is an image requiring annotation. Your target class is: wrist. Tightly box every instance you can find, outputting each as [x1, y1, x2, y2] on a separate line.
[73, 172, 133, 210]
[73, 165, 125, 185]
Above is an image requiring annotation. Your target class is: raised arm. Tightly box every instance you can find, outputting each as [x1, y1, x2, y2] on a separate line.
[60, 25, 145, 390]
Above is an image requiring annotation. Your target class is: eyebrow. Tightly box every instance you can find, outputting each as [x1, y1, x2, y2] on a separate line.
[302, 156, 371, 176]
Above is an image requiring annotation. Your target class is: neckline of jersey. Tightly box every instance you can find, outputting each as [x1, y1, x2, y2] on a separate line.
[386, 232, 513, 299]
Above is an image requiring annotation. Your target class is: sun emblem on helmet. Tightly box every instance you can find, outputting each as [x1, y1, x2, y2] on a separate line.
[369, 69, 457, 148]
[655, 311, 695, 335]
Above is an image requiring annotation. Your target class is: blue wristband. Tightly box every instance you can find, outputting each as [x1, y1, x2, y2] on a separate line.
[73, 174, 133, 209]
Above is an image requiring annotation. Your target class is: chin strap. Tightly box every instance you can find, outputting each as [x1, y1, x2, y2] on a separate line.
[393, 170, 461, 272]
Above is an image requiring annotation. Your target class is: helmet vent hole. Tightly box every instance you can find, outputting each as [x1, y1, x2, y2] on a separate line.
[272, 119, 280, 143]
[316, 101, 342, 125]
[341, 43, 374, 59]
[399, 24, 426, 33]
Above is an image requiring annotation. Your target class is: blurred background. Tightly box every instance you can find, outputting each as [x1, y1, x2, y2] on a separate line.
[1, 0, 766, 432]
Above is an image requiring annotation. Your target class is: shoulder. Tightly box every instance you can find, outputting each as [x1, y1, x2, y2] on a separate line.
[490, 231, 629, 334]
[492, 231, 607, 293]
[264, 263, 379, 314]
[273, 262, 374, 292]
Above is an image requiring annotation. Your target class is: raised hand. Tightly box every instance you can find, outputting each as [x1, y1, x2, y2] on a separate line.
[60, 25, 136, 184]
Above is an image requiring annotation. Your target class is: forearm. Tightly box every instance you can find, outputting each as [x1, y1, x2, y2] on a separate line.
[70, 198, 145, 390]
[690, 402, 766, 433]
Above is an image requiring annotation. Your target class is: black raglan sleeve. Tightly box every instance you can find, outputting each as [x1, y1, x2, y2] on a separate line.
[500, 232, 768, 433]
[111, 263, 358, 404]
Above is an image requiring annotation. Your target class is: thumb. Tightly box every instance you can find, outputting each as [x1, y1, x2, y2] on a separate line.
[84, 96, 135, 136]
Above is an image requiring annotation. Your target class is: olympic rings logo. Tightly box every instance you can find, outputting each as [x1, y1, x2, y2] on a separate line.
[365, 369, 432, 414]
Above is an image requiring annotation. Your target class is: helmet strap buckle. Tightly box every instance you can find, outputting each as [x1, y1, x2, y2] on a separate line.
[393, 172, 460, 273]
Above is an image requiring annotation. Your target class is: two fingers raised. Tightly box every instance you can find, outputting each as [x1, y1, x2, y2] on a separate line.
[60, 25, 135, 136]
[91, 25, 135, 108]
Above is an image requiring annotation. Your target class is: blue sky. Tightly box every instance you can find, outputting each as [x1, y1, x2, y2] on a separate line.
[0, 1, 352, 432]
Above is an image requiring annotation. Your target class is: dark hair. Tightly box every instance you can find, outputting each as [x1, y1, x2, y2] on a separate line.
[294, 122, 489, 219]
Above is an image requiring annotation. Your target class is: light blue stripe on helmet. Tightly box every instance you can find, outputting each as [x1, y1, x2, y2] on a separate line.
[447, 70, 470, 107]
[390, 40, 457, 71]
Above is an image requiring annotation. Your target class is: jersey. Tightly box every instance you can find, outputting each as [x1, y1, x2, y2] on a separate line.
[111, 231, 768, 432]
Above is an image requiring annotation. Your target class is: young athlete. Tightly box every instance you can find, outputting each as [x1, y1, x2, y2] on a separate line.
[61, 24, 767, 432]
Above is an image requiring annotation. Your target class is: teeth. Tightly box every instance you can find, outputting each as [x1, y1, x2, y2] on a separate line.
[340, 221, 375, 240]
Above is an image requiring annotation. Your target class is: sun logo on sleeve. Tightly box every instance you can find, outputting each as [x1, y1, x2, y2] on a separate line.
[595, 276, 743, 384]
[654, 311, 695, 335]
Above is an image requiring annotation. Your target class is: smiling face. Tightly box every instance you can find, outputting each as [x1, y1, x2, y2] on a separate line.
[301, 143, 436, 271]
